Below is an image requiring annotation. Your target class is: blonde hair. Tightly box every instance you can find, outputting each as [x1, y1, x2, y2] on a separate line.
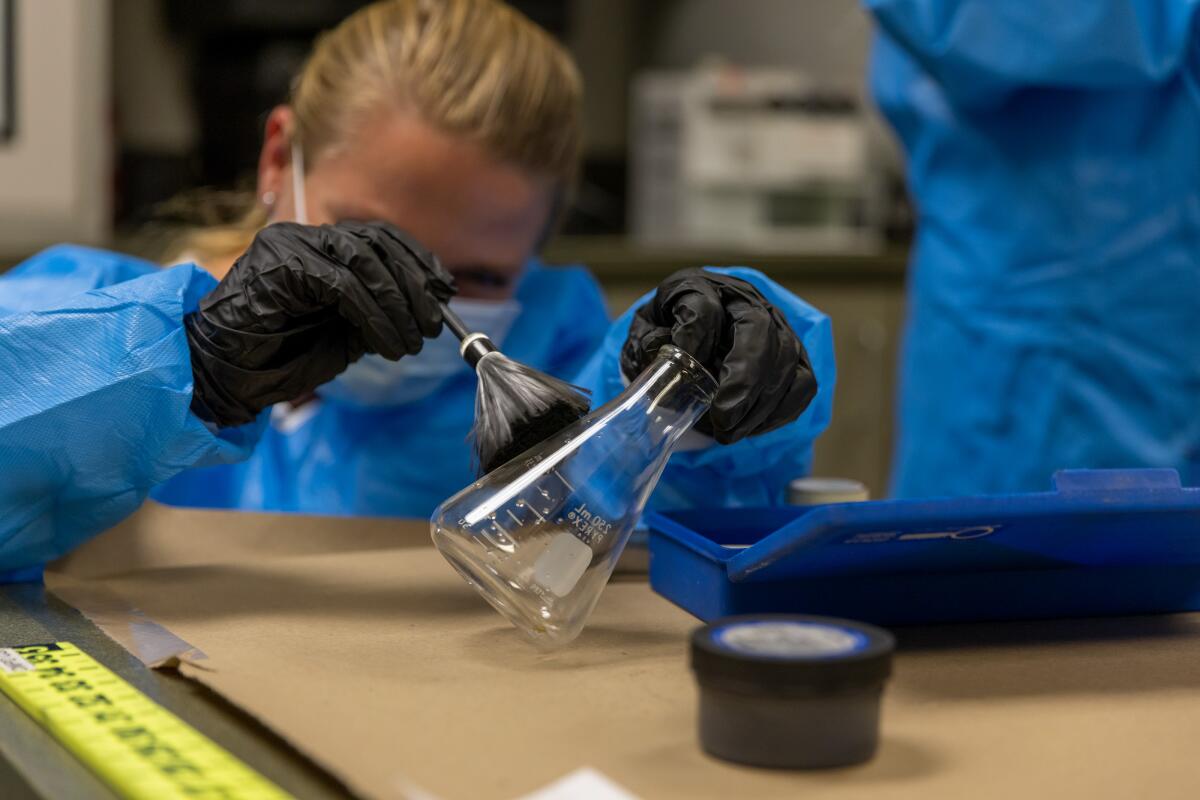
[166, 0, 582, 267]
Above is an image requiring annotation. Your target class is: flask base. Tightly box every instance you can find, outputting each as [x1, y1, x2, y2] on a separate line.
[432, 527, 581, 650]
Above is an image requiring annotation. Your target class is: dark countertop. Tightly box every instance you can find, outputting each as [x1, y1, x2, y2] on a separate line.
[543, 236, 909, 284]
[4, 236, 910, 283]
[0, 582, 353, 800]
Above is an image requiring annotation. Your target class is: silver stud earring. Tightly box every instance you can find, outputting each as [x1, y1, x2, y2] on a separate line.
[261, 191, 277, 208]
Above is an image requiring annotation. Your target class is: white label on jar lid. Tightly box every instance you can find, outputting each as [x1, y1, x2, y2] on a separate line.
[716, 621, 868, 658]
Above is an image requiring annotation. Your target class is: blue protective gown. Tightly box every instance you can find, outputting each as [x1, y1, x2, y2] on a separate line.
[0, 245, 834, 576]
[867, 0, 1200, 497]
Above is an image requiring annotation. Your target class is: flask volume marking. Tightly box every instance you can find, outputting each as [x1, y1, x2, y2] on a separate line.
[553, 469, 576, 493]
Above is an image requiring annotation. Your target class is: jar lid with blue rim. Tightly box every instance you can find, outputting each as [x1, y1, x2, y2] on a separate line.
[692, 614, 894, 692]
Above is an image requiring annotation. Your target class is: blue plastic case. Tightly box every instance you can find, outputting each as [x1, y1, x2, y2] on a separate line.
[645, 469, 1200, 625]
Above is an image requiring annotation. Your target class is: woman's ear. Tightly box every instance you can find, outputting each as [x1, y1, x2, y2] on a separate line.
[257, 106, 297, 219]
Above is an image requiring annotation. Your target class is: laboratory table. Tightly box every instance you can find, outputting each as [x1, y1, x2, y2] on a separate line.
[5, 499, 1200, 799]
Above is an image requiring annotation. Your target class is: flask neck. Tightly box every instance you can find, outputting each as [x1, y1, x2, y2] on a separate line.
[624, 345, 717, 451]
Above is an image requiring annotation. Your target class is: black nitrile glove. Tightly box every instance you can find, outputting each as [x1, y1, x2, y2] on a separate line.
[186, 221, 455, 427]
[621, 268, 817, 444]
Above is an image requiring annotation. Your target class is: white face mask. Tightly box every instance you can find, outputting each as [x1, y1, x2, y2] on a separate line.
[291, 140, 310, 225]
[318, 297, 523, 408]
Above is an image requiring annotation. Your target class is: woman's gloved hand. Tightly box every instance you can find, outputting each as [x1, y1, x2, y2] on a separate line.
[621, 268, 817, 444]
[185, 221, 455, 427]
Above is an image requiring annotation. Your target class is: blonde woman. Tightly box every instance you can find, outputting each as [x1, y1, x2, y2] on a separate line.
[0, 0, 832, 580]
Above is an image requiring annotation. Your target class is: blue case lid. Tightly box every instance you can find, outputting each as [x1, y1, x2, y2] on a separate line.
[657, 469, 1200, 584]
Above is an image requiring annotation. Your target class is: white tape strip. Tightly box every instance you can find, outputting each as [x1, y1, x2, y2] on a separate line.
[49, 579, 206, 667]
[0, 648, 34, 674]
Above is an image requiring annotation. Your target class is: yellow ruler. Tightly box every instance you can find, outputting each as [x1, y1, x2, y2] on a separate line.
[0, 642, 292, 800]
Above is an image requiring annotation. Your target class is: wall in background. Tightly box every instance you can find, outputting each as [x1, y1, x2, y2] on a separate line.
[113, 0, 196, 155]
[649, 0, 871, 90]
[0, 0, 111, 256]
[570, 0, 879, 155]
[647, 1, 900, 171]
[565, 0, 901, 234]
[568, 0, 639, 160]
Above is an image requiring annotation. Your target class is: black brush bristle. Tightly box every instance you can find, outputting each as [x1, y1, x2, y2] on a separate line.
[481, 399, 588, 474]
[471, 352, 591, 475]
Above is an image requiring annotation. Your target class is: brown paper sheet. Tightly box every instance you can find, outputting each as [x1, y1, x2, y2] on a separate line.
[48, 502, 1200, 799]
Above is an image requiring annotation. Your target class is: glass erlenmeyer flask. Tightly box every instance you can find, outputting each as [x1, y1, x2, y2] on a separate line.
[431, 345, 717, 648]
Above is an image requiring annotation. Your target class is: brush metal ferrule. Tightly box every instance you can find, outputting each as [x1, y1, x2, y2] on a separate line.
[460, 333, 498, 369]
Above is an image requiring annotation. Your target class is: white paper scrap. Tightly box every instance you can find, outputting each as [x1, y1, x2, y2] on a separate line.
[517, 767, 641, 800]
[0, 648, 34, 673]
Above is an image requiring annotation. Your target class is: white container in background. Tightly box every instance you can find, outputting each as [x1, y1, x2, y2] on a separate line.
[631, 64, 883, 253]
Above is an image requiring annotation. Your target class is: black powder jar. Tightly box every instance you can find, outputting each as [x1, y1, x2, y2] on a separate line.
[691, 615, 895, 769]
